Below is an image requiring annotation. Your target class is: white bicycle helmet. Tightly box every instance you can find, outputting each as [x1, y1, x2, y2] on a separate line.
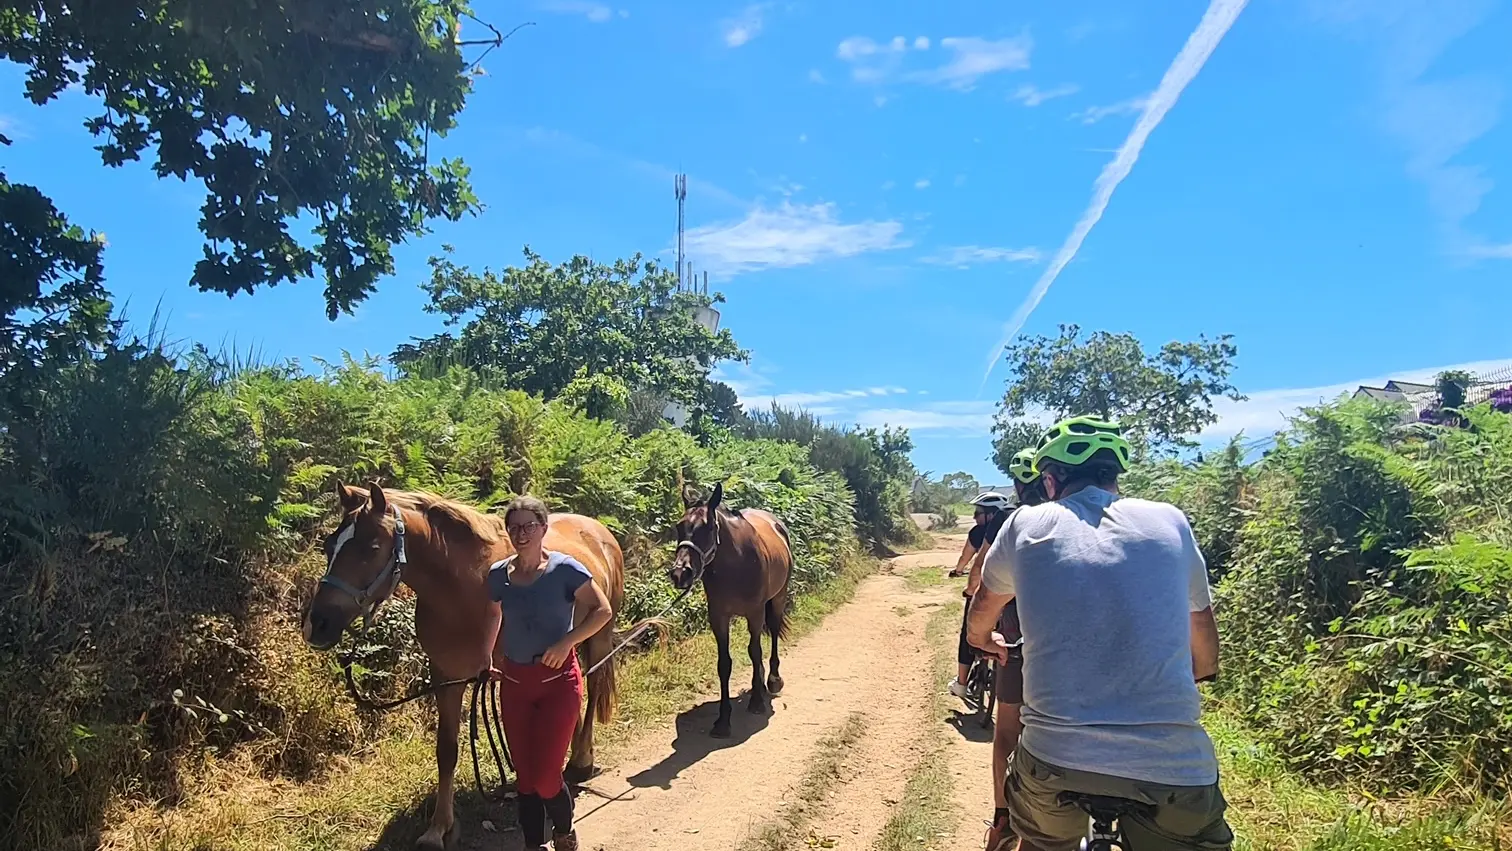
[969, 491, 1013, 512]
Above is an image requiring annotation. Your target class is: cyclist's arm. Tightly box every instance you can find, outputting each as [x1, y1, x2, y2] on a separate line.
[1182, 510, 1220, 682]
[952, 538, 977, 573]
[964, 544, 986, 595]
[967, 587, 1011, 653]
[966, 530, 1015, 653]
[1191, 607, 1220, 682]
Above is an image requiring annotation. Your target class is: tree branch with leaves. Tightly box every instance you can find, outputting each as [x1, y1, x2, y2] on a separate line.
[994, 324, 1244, 456]
[0, 0, 501, 320]
[392, 246, 747, 420]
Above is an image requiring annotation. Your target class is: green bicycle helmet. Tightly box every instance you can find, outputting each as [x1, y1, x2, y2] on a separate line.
[1008, 448, 1040, 484]
[1033, 415, 1132, 473]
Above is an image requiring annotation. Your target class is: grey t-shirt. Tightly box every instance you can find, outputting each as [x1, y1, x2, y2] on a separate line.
[487, 552, 592, 665]
[981, 487, 1218, 787]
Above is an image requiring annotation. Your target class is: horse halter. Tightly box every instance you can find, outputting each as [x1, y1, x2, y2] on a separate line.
[320, 504, 408, 631]
[675, 516, 721, 570]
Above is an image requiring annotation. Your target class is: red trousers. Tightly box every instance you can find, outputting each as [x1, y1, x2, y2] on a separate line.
[497, 655, 583, 798]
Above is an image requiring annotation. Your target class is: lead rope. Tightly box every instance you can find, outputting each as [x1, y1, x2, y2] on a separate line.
[583, 584, 693, 677]
[343, 584, 695, 800]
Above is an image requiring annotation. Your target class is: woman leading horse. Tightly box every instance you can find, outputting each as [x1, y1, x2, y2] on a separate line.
[486, 495, 612, 851]
[302, 483, 625, 850]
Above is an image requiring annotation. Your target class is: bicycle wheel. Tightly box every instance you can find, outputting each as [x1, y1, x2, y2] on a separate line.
[979, 658, 997, 727]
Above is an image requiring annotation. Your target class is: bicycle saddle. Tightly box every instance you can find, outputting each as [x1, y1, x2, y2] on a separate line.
[1056, 792, 1156, 821]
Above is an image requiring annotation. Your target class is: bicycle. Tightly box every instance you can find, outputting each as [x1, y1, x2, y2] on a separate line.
[1056, 791, 1156, 851]
[963, 650, 997, 728]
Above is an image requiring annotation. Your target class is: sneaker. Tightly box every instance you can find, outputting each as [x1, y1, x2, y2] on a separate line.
[948, 680, 970, 700]
[553, 830, 579, 851]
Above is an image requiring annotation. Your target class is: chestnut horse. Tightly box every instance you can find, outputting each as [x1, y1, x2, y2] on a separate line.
[667, 481, 794, 738]
[302, 483, 625, 850]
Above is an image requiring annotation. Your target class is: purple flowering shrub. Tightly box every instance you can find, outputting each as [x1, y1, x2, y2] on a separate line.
[1492, 385, 1512, 413]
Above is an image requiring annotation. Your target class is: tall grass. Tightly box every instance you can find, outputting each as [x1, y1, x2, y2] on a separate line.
[1133, 398, 1512, 799]
[0, 340, 903, 850]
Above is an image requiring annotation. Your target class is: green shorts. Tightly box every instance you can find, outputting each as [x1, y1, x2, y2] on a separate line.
[1006, 746, 1233, 851]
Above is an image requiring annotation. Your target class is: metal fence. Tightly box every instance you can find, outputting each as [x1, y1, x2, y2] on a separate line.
[1397, 364, 1512, 414]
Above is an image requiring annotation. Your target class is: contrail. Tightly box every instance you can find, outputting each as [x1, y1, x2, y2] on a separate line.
[979, 0, 1250, 390]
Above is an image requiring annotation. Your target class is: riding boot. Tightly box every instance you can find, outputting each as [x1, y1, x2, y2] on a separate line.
[544, 784, 577, 849]
[517, 792, 547, 849]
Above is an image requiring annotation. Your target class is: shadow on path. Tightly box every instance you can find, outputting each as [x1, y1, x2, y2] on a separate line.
[365, 786, 520, 851]
[946, 708, 995, 744]
[621, 694, 771, 791]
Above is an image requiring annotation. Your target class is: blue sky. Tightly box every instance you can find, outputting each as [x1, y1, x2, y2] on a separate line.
[4, 0, 1511, 484]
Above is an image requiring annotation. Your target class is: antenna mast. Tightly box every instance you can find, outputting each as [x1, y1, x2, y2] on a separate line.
[674, 173, 687, 291]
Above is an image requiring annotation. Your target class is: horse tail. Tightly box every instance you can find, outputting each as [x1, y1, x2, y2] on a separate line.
[768, 517, 794, 640]
[589, 630, 617, 725]
[591, 616, 673, 723]
[765, 593, 789, 641]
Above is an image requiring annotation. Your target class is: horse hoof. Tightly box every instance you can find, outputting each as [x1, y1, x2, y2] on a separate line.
[747, 697, 767, 714]
[711, 719, 732, 738]
[416, 820, 457, 850]
[767, 676, 784, 696]
[564, 763, 600, 784]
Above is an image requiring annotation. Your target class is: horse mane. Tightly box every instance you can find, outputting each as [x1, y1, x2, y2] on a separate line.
[687, 501, 746, 526]
[385, 488, 503, 548]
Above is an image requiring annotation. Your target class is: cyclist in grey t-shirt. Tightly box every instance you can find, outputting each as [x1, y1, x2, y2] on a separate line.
[967, 417, 1231, 851]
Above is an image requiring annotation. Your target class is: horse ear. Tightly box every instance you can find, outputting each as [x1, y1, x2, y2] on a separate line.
[336, 481, 368, 512]
[367, 482, 388, 515]
[707, 481, 723, 515]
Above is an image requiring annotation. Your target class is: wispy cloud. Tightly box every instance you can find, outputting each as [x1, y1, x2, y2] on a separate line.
[1201, 357, 1512, 440]
[922, 245, 1043, 268]
[914, 178, 931, 190]
[835, 33, 1030, 91]
[768, 386, 909, 414]
[853, 400, 998, 434]
[982, 0, 1250, 388]
[683, 201, 908, 277]
[1465, 240, 1512, 259]
[1315, 0, 1504, 258]
[808, 68, 826, 84]
[0, 113, 27, 141]
[908, 36, 1032, 91]
[1070, 94, 1151, 124]
[537, 0, 616, 23]
[1012, 83, 1081, 107]
[723, 3, 769, 47]
[712, 365, 912, 417]
[520, 127, 746, 210]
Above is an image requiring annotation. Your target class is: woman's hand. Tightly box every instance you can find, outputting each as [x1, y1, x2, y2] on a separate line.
[541, 638, 576, 670]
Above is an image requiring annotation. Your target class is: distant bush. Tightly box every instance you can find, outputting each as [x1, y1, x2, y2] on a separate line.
[739, 404, 925, 550]
[1141, 398, 1512, 797]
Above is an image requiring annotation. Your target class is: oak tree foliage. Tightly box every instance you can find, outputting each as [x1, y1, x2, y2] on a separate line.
[0, 0, 490, 342]
[393, 247, 747, 419]
[993, 324, 1244, 457]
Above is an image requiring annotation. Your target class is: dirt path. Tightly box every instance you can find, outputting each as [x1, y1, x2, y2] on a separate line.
[573, 543, 959, 851]
[459, 533, 984, 851]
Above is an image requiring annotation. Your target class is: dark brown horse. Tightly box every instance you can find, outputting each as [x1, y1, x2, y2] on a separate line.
[302, 483, 626, 849]
[667, 481, 794, 738]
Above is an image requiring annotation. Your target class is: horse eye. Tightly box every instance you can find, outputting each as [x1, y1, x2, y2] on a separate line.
[368, 541, 382, 552]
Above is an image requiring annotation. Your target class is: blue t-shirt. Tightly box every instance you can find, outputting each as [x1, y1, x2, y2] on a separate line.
[486, 552, 593, 664]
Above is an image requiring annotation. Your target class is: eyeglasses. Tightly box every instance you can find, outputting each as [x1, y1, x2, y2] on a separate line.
[506, 521, 542, 536]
